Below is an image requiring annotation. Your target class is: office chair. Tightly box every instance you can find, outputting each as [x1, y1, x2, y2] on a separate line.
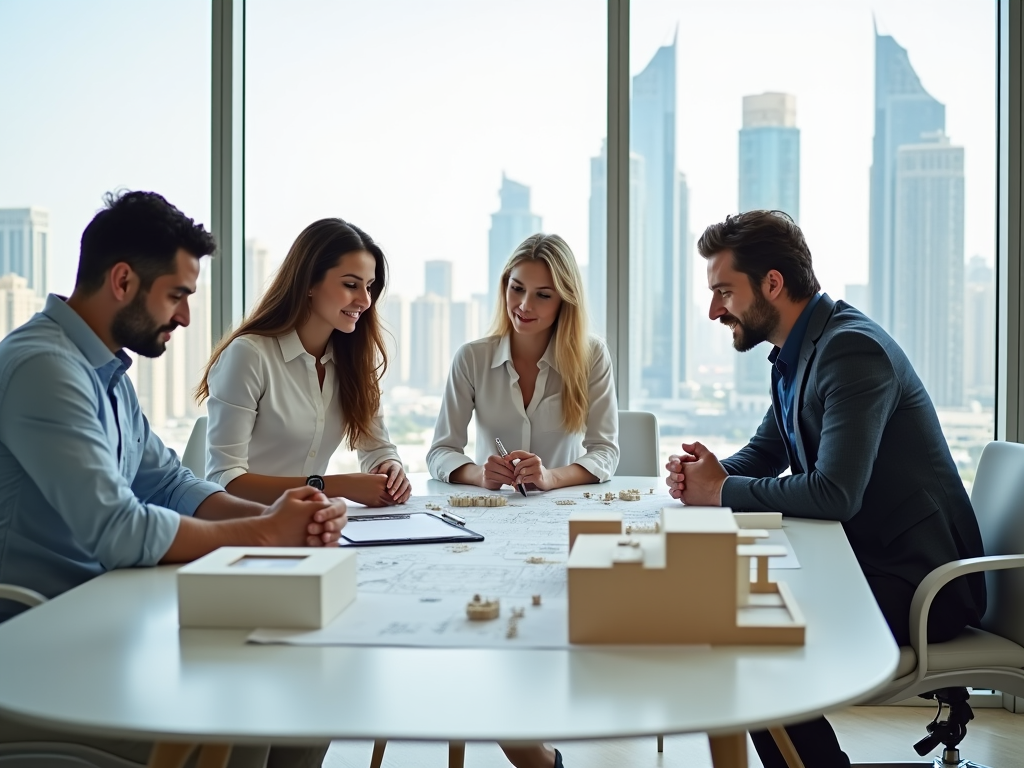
[181, 415, 208, 478]
[615, 410, 660, 476]
[847, 440, 1024, 768]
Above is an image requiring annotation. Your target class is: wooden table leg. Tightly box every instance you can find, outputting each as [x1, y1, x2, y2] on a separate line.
[448, 740, 466, 768]
[195, 744, 233, 768]
[148, 743, 196, 768]
[768, 727, 807, 768]
[707, 733, 746, 768]
[370, 739, 387, 768]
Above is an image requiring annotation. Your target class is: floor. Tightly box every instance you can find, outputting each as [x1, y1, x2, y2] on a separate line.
[322, 706, 1024, 767]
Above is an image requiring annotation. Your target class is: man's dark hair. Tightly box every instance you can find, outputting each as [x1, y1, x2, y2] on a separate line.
[75, 190, 217, 294]
[697, 210, 820, 301]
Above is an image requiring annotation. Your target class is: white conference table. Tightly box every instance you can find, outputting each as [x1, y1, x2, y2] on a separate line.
[0, 476, 899, 768]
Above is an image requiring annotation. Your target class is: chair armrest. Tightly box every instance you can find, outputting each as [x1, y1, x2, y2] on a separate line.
[0, 584, 47, 608]
[908, 554, 1024, 684]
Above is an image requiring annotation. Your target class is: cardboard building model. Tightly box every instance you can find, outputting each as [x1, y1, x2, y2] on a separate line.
[567, 507, 805, 645]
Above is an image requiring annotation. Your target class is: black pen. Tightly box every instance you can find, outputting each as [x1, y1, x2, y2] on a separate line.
[494, 437, 529, 497]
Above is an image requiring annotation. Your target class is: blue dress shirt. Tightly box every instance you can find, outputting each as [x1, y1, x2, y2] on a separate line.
[0, 295, 223, 621]
[769, 293, 822, 469]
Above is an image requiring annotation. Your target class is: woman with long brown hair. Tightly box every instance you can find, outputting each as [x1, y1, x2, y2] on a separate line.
[196, 218, 410, 507]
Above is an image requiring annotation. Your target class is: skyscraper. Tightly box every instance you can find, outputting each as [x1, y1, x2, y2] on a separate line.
[964, 256, 995, 404]
[630, 33, 685, 400]
[488, 175, 542, 307]
[0, 208, 49, 298]
[425, 260, 453, 301]
[245, 238, 275, 310]
[735, 93, 800, 407]
[450, 298, 482, 356]
[869, 30, 945, 331]
[588, 139, 645, 342]
[892, 133, 964, 407]
[0, 273, 44, 339]
[410, 293, 450, 394]
[379, 294, 410, 388]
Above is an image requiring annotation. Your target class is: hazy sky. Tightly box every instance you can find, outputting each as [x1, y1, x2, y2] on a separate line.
[1, 0, 996, 315]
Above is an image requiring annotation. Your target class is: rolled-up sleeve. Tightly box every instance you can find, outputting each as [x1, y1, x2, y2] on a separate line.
[0, 353, 182, 568]
[574, 339, 619, 482]
[206, 338, 263, 487]
[131, 410, 223, 516]
[355, 404, 403, 473]
[427, 346, 476, 481]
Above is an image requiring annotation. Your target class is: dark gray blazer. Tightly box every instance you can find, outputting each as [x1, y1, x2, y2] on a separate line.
[721, 294, 986, 624]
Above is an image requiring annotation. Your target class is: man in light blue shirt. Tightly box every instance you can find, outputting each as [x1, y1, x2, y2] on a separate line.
[0, 191, 345, 768]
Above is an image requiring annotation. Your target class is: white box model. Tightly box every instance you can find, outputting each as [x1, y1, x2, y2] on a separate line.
[177, 547, 357, 629]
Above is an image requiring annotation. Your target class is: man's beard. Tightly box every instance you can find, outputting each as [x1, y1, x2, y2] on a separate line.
[111, 290, 177, 358]
[720, 289, 780, 352]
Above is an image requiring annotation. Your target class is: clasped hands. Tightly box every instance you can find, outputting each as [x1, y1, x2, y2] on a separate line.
[664, 441, 728, 506]
[483, 450, 554, 491]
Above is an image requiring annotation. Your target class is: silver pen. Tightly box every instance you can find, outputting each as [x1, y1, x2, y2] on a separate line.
[495, 437, 529, 497]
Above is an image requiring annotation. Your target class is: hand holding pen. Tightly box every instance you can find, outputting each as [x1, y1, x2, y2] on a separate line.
[494, 438, 529, 497]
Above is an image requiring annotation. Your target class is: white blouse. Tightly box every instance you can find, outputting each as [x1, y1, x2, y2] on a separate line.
[427, 334, 619, 483]
[205, 330, 401, 488]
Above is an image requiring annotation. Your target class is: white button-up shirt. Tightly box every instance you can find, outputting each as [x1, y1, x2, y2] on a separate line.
[427, 334, 619, 482]
[206, 331, 400, 488]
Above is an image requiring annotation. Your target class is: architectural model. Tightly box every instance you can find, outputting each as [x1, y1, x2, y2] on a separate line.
[466, 594, 500, 620]
[449, 494, 508, 508]
[567, 506, 804, 645]
[554, 499, 576, 506]
[618, 489, 642, 501]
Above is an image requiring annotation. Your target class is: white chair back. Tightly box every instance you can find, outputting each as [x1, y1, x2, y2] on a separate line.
[971, 440, 1024, 647]
[180, 415, 208, 479]
[615, 410, 660, 476]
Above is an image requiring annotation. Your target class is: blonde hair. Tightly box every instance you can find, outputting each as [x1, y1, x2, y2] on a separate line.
[489, 233, 592, 434]
[196, 219, 389, 449]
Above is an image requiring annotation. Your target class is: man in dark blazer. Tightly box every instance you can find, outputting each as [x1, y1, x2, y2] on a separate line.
[665, 210, 986, 768]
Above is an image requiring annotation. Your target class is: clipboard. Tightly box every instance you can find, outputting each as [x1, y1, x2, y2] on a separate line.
[340, 512, 485, 547]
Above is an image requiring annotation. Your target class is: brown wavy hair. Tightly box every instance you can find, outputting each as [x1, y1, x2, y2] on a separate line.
[195, 218, 389, 449]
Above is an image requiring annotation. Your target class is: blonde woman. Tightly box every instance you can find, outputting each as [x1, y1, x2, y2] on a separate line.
[428, 233, 619, 492]
[197, 218, 410, 508]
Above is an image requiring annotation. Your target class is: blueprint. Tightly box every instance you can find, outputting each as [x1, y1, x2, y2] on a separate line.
[248, 490, 799, 649]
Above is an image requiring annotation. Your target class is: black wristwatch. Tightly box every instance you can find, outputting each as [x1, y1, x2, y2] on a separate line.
[306, 474, 325, 491]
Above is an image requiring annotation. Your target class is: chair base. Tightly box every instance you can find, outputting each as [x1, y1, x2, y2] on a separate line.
[851, 761, 992, 768]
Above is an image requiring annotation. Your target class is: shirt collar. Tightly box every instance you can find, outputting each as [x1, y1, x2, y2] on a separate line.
[41, 295, 132, 391]
[490, 333, 560, 373]
[775, 293, 822, 380]
[278, 329, 333, 364]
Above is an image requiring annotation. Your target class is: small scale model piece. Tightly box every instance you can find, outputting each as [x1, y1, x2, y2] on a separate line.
[525, 556, 560, 564]
[582, 492, 592, 499]
[602, 492, 616, 502]
[555, 499, 577, 506]
[648, 488, 655, 494]
[568, 511, 623, 548]
[506, 606, 526, 639]
[466, 594, 500, 621]
[532, 595, 542, 606]
[449, 494, 508, 508]
[618, 489, 642, 501]
[425, 502, 443, 511]
[625, 522, 660, 535]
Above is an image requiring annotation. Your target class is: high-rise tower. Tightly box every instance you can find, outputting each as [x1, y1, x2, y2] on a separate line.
[488, 175, 542, 307]
[0, 208, 49, 298]
[869, 30, 945, 330]
[735, 93, 800, 407]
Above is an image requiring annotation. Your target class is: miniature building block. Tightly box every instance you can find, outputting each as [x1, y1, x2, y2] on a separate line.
[734, 512, 782, 529]
[466, 594, 500, 620]
[618, 489, 642, 501]
[568, 510, 623, 548]
[531, 594, 542, 606]
[568, 506, 803, 645]
[177, 547, 356, 629]
[448, 494, 508, 507]
[625, 521, 660, 535]
[555, 499, 577, 506]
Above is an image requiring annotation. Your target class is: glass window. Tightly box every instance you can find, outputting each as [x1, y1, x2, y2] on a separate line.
[629, 0, 996, 487]
[245, 0, 606, 473]
[0, 0, 212, 458]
